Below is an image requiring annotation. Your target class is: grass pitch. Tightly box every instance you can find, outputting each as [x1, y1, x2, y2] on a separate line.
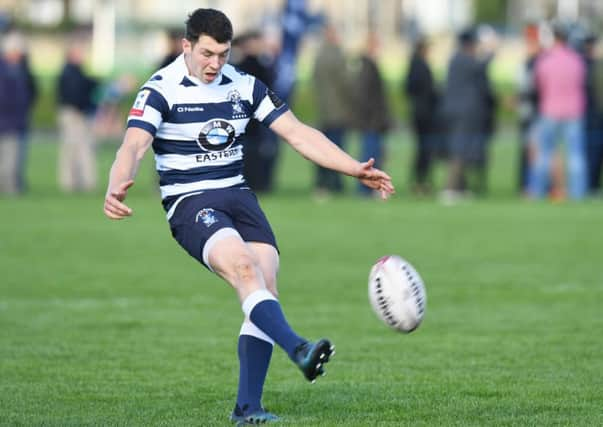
[1, 132, 602, 426]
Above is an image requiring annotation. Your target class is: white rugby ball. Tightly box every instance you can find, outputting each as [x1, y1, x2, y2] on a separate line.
[368, 255, 427, 333]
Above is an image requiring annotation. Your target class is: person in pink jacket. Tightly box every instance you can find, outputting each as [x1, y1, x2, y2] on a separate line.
[530, 23, 587, 200]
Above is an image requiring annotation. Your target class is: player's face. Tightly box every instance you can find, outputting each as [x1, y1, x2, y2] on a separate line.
[183, 35, 231, 84]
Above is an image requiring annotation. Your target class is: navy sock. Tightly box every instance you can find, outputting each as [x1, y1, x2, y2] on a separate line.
[236, 335, 273, 415]
[249, 299, 305, 359]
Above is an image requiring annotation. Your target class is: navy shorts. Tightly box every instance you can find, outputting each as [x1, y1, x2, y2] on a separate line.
[167, 188, 278, 269]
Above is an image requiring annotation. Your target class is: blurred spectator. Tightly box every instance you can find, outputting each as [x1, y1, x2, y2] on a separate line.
[350, 31, 393, 197]
[516, 23, 565, 199]
[272, 0, 323, 103]
[583, 34, 603, 195]
[231, 30, 279, 193]
[93, 74, 137, 141]
[158, 28, 183, 69]
[516, 23, 541, 193]
[0, 31, 31, 195]
[404, 36, 439, 195]
[592, 38, 603, 195]
[594, 44, 603, 114]
[16, 36, 37, 193]
[478, 26, 499, 155]
[440, 27, 497, 202]
[56, 35, 99, 193]
[311, 21, 352, 197]
[0, 13, 10, 32]
[530, 24, 587, 200]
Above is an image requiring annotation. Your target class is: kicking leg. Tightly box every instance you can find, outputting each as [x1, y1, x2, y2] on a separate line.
[209, 235, 305, 357]
[208, 235, 334, 382]
[246, 243, 335, 383]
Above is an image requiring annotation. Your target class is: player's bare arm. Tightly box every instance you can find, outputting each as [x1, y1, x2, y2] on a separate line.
[104, 127, 153, 219]
[270, 110, 395, 199]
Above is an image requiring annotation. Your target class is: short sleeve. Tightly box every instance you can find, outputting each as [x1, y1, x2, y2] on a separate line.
[251, 78, 289, 126]
[126, 87, 169, 136]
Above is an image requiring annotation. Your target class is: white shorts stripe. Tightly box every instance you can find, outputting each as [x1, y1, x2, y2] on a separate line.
[165, 191, 205, 220]
[160, 175, 245, 198]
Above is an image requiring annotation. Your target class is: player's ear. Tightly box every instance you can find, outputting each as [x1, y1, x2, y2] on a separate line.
[182, 38, 192, 54]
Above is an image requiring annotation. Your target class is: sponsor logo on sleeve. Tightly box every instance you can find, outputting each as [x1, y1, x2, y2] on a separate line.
[130, 89, 151, 117]
[266, 89, 285, 110]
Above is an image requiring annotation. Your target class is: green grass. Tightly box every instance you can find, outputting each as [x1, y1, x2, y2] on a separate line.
[1, 131, 602, 426]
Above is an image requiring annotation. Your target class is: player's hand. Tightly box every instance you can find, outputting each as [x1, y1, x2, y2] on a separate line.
[357, 158, 395, 200]
[104, 180, 134, 219]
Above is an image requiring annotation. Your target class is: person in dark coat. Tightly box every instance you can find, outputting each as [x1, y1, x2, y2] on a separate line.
[516, 23, 541, 194]
[591, 39, 603, 196]
[583, 35, 603, 195]
[0, 31, 31, 194]
[158, 28, 183, 69]
[16, 51, 37, 193]
[56, 35, 99, 192]
[311, 21, 352, 196]
[351, 31, 393, 197]
[404, 36, 439, 195]
[231, 30, 279, 193]
[440, 27, 497, 201]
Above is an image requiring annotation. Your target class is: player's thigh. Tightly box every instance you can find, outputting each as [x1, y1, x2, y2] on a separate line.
[246, 242, 279, 297]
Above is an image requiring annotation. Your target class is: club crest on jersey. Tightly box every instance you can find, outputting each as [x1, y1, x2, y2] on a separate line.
[198, 120, 236, 152]
[195, 208, 218, 227]
[227, 89, 246, 118]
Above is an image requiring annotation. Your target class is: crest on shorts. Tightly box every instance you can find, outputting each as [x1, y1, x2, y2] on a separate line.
[195, 208, 217, 227]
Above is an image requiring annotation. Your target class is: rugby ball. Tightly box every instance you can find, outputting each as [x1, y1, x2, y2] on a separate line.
[368, 255, 426, 332]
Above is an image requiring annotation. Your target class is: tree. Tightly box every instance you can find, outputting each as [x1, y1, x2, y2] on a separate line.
[59, 0, 74, 29]
[474, 0, 508, 26]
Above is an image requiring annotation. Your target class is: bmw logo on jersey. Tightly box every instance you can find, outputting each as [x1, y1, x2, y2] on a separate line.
[197, 120, 236, 152]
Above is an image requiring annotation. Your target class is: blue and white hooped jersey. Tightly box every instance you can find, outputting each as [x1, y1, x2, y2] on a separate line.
[127, 54, 288, 213]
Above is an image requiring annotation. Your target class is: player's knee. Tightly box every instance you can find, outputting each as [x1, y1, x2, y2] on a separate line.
[233, 254, 260, 284]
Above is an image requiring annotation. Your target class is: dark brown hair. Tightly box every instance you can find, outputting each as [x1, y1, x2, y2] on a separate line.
[185, 8, 233, 44]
